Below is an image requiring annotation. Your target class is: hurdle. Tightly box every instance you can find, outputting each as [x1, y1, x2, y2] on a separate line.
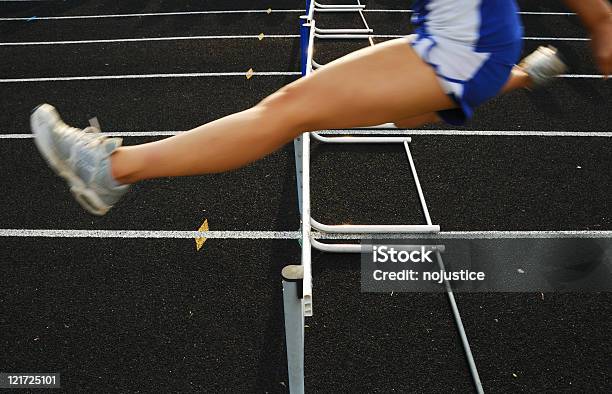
[281, 2, 482, 393]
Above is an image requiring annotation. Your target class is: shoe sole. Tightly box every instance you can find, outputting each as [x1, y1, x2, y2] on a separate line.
[31, 104, 110, 216]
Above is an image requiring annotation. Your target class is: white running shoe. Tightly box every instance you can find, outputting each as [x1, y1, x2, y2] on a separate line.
[519, 46, 568, 88]
[31, 104, 130, 216]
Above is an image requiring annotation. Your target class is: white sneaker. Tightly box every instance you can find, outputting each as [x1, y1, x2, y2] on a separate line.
[31, 104, 130, 216]
[520, 46, 568, 88]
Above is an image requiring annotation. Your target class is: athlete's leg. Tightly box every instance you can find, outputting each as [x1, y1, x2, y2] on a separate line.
[392, 45, 567, 129]
[393, 112, 441, 128]
[109, 37, 455, 184]
[500, 66, 532, 92]
[393, 66, 531, 128]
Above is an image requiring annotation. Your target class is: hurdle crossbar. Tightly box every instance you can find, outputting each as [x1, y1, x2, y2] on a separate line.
[314, 1, 364, 10]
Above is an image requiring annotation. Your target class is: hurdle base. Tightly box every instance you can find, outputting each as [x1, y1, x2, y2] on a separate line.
[282, 265, 305, 394]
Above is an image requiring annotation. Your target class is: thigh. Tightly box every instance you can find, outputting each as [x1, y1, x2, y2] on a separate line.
[393, 112, 441, 128]
[286, 37, 456, 130]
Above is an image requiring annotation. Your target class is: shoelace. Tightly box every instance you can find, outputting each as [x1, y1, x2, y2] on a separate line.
[59, 124, 106, 151]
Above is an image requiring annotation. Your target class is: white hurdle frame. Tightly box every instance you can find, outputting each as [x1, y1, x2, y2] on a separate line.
[282, 2, 482, 393]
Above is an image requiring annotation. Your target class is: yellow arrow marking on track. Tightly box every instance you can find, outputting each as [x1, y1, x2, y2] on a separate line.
[246, 68, 254, 79]
[266, 8, 272, 14]
[195, 219, 209, 251]
[258, 33, 265, 40]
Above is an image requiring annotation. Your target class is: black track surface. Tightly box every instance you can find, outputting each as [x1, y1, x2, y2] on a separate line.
[1, 1, 611, 393]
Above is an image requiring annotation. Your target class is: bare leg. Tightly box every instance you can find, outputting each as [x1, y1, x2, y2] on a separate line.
[393, 112, 441, 128]
[393, 66, 532, 128]
[110, 37, 456, 184]
[500, 66, 532, 92]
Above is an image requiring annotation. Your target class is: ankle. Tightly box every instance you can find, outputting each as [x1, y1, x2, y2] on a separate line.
[110, 148, 139, 185]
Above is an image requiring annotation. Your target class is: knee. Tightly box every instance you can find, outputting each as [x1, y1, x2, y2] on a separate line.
[256, 84, 312, 131]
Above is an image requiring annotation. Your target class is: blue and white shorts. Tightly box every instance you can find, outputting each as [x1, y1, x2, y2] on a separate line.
[409, 0, 524, 125]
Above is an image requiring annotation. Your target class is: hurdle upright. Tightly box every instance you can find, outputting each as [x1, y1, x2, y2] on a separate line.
[281, 2, 482, 393]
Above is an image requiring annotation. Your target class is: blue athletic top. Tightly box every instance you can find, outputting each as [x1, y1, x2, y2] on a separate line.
[411, 0, 523, 59]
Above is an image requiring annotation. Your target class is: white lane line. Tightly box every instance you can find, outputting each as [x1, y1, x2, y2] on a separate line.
[321, 129, 612, 137]
[0, 229, 610, 239]
[0, 34, 300, 46]
[0, 71, 301, 83]
[319, 231, 612, 239]
[517, 11, 576, 15]
[0, 229, 300, 239]
[3, 129, 612, 139]
[559, 74, 611, 78]
[0, 132, 182, 138]
[0, 73, 605, 84]
[370, 35, 588, 41]
[0, 35, 587, 46]
[0, 10, 304, 21]
[0, 9, 576, 21]
[523, 36, 588, 41]
[362, 10, 576, 15]
[0, 132, 180, 138]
